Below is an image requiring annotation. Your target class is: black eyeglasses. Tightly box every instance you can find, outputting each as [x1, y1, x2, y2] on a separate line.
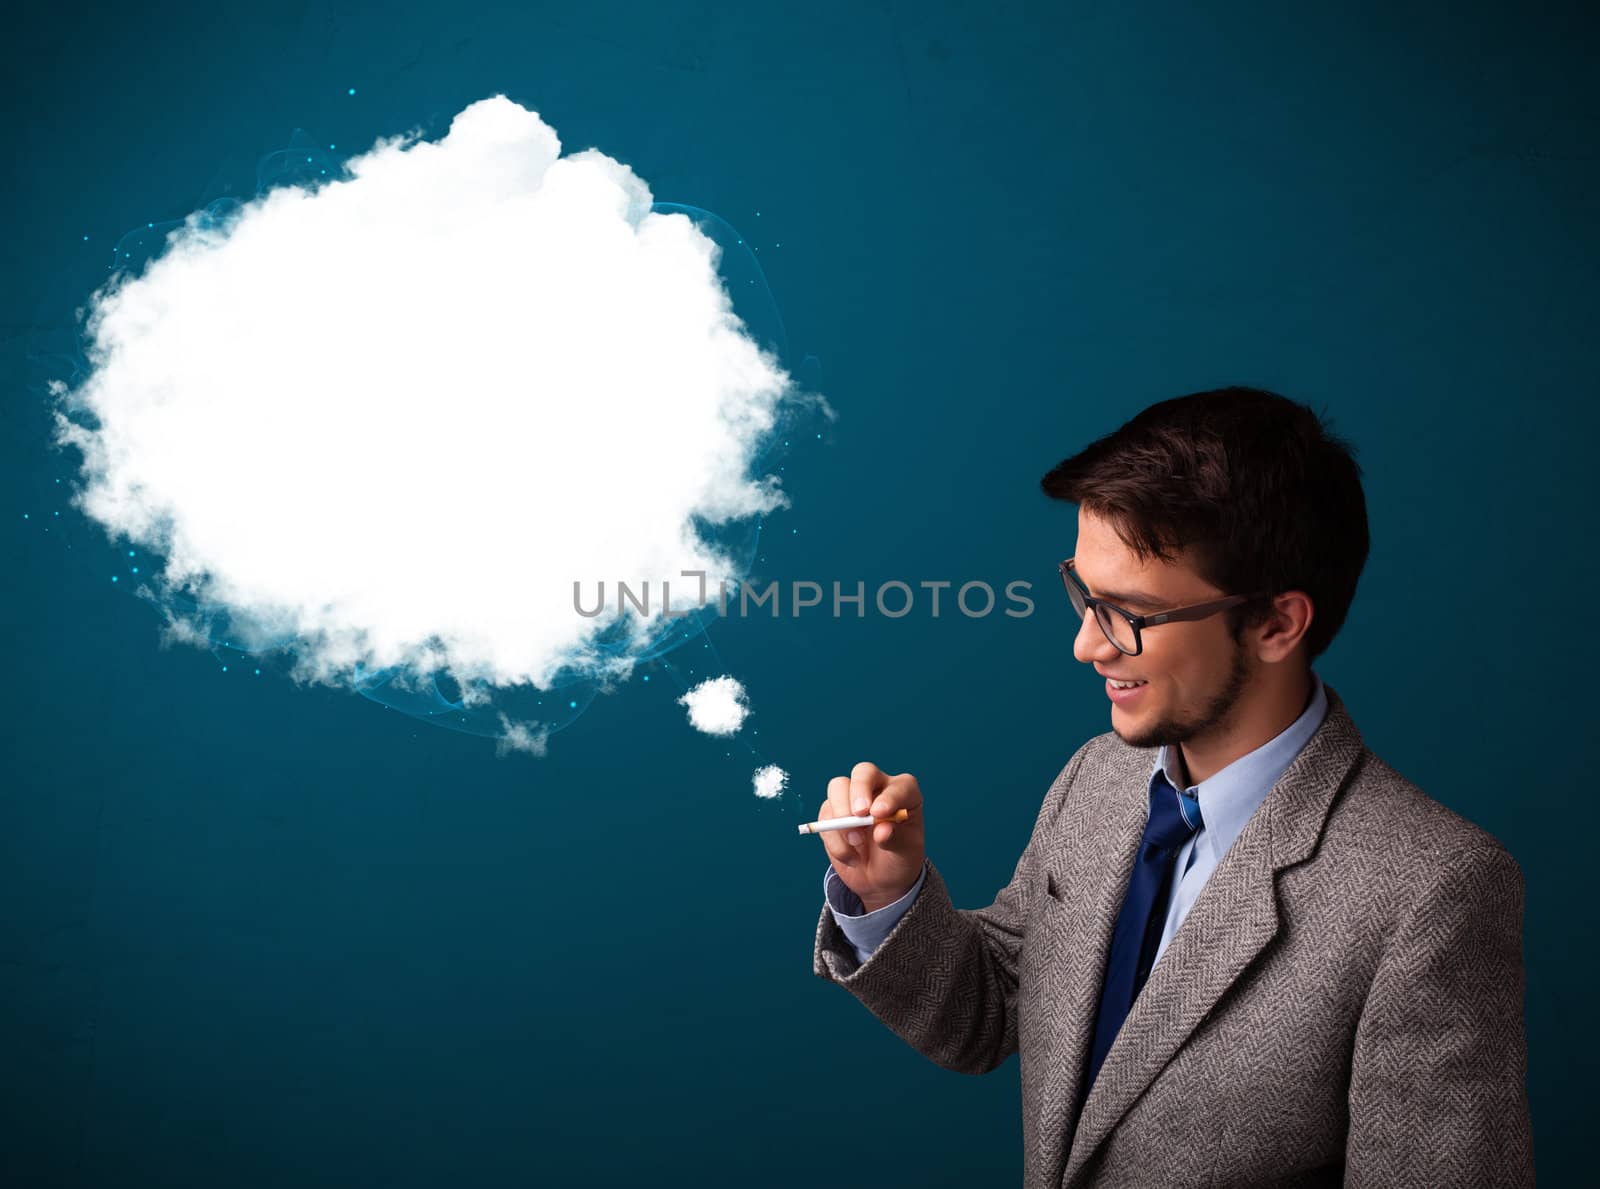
[1058, 557, 1267, 656]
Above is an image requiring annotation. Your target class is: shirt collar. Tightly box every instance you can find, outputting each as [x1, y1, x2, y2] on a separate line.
[1151, 672, 1328, 866]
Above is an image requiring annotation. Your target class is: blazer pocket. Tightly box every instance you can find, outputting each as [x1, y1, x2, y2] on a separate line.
[1023, 871, 1073, 984]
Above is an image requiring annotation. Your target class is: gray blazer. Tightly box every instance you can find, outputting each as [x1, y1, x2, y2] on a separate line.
[812, 686, 1534, 1187]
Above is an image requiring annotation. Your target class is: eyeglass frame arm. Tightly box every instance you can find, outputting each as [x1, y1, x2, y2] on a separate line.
[1058, 558, 1267, 637]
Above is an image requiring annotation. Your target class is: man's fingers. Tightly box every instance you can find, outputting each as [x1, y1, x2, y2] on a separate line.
[818, 788, 857, 866]
[869, 773, 923, 819]
[849, 760, 887, 815]
[827, 775, 852, 816]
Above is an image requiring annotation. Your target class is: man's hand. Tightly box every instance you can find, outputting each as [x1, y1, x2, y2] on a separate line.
[819, 761, 926, 912]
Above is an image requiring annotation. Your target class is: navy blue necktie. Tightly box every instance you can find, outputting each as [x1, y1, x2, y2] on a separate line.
[1083, 772, 1203, 1095]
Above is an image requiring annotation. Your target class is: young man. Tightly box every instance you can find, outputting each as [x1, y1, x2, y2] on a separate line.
[811, 388, 1532, 1188]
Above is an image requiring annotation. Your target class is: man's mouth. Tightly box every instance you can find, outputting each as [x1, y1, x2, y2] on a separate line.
[1104, 676, 1149, 704]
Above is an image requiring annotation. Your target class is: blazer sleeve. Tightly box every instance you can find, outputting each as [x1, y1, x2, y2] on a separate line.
[811, 742, 1092, 1075]
[1345, 841, 1535, 1187]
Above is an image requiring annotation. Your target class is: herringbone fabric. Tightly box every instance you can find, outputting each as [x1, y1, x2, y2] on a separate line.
[811, 686, 1534, 1187]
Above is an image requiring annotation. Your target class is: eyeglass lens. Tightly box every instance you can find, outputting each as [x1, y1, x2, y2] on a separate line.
[1064, 573, 1139, 654]
[1095, 604, 1138, 653]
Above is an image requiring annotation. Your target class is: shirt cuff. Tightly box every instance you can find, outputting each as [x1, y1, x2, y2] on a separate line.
[823, 861, 929, 965]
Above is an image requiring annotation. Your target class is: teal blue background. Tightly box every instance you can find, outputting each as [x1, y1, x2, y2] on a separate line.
[3, 1, 1594, 1183]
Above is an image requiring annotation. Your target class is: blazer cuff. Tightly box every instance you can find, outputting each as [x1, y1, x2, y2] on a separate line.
[823, 862, 929, 964]
[813, 859, 959, 997]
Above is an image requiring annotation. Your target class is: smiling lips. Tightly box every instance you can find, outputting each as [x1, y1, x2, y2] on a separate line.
[1105, 677, 1148, 704]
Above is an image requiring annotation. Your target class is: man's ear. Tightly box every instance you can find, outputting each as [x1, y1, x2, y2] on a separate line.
[1253, 590, 1314, 664]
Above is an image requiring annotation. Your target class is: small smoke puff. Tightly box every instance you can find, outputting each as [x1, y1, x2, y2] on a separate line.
[495, 714, 550, 757]
[677, 675, 750, 736]
[53, 94, 795, 700]
[752, 764, 788, 800]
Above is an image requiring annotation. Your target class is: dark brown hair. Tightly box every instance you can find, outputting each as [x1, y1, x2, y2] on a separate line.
[1039, 386, 1369, 660]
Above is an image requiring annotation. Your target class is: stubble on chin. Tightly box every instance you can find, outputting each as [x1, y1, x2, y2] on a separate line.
[1115, 715, 1184, 750]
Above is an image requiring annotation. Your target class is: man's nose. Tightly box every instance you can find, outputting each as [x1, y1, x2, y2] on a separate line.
[1072, 606, 1119, 665]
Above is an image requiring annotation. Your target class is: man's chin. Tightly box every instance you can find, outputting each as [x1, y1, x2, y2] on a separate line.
[1111, 704, 1179, 750]
[1109, 704, 1142, 745]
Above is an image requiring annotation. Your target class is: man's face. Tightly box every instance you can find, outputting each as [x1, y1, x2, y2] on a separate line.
[1070, 508, 1251, 750]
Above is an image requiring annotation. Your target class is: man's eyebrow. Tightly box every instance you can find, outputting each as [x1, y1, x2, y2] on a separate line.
[1082, 579, 1165, 608]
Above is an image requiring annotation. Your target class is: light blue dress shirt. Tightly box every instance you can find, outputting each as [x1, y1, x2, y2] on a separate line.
[824, 673, 1328, 969]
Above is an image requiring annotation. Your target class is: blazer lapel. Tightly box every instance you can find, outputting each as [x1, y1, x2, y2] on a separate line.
[1059, 687, 1366, 1188]
[1028, 745, 1151, 1183]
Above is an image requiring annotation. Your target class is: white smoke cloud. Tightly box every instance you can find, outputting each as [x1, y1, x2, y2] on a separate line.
[752, 764, 788, 800]
[53, 96, 802, 739]
[677, 675, 750, 736]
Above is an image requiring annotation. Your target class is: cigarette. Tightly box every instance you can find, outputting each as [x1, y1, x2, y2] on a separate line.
[797, 808, 910, 835]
